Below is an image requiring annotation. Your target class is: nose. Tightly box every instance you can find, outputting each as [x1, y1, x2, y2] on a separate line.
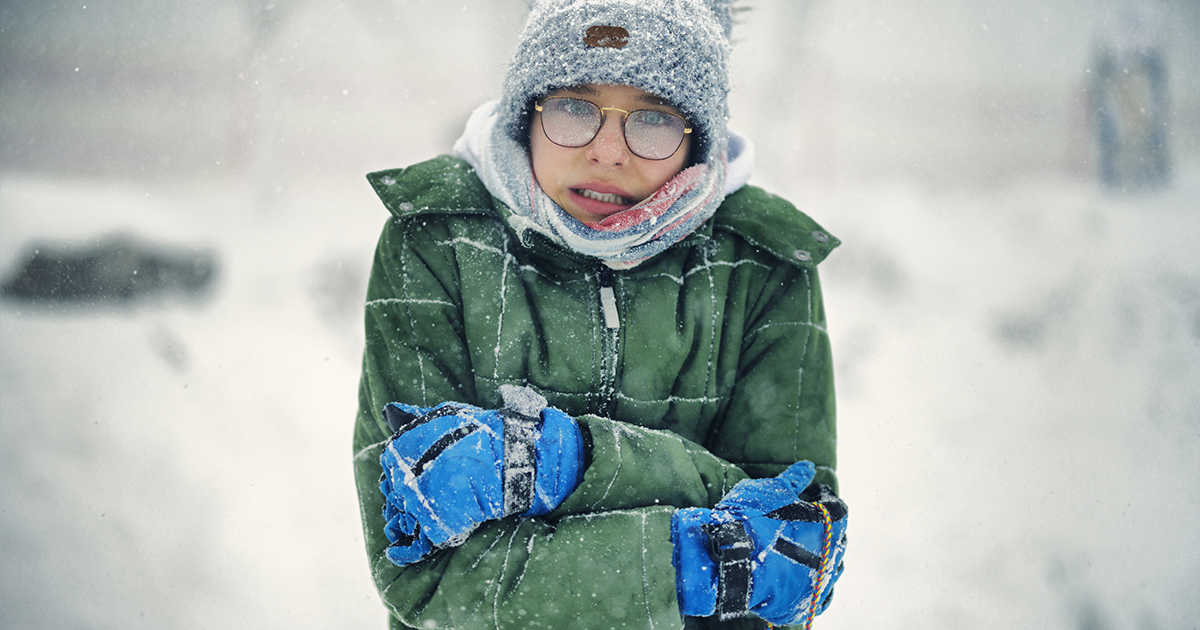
[586, 113, 630, 167]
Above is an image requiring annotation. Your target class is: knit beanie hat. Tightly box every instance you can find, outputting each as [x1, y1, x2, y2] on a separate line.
[500, 0, 734, 167]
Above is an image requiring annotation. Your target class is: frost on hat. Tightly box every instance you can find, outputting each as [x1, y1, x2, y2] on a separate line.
[501, 0, 734, 165]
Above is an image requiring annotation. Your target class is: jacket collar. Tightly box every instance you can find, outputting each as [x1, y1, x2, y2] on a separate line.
[367, 155, 838, 270]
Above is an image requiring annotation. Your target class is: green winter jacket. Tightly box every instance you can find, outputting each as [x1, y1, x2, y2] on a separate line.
[353, 155, 840, 630]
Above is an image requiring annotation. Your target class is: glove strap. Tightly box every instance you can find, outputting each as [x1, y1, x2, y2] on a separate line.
[704, 520, 754, 620]
[800, 502, 834, 630]
[764, 503, 834, 630]
[501, 411, 540, 516]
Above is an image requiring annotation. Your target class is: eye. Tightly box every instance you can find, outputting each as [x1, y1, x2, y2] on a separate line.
[559, 98, 596, 118]
[636, 110, 675, 127]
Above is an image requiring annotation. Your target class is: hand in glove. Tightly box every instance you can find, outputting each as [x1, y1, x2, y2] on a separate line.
[378, 386, 585, 562]
[378, 483, 434, 566]
[671, 461, 848, 627]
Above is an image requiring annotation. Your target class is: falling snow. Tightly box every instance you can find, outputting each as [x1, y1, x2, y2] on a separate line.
[1, 1, 1198, 629]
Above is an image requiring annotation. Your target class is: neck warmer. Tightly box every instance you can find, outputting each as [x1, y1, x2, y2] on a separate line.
[454, 100, 753, 270]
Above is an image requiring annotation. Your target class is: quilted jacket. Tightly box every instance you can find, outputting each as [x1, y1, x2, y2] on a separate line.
[353, 155, 840, 629]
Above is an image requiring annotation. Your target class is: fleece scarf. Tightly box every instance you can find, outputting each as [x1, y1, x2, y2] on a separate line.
[453, 100, 753, 270]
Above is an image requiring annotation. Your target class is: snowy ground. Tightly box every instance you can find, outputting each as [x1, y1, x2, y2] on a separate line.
[2, 1, 1199, 629]
[3, 161, 1196, 630]
[815, 168, 1200, 629]
[0, 173, 388, 629]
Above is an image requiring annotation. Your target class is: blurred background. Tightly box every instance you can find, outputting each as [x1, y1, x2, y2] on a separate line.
[1, 1, 1197, 628]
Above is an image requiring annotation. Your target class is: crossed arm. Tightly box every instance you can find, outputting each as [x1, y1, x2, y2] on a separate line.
[352, 216, 842, 629]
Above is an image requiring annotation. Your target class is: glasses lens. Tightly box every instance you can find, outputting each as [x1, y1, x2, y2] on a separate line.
[625, 110, 687, 160]
[540, 98, 601, 147]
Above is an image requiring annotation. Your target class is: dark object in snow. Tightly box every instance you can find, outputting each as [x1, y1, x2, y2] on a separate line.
[1090, 1, 1172, 190]
[0, 234, 218, 304]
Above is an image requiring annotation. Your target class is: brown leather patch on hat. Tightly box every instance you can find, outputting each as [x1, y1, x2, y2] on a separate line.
[584, 25, 629, 49]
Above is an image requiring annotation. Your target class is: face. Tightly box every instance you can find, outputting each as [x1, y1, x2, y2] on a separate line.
[530, 84, 692, 225]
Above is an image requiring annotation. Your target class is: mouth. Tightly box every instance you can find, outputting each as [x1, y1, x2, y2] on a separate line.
[574, 188, 634, 206]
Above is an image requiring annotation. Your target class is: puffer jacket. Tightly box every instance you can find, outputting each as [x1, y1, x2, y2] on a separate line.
[353, 155, 840, 630]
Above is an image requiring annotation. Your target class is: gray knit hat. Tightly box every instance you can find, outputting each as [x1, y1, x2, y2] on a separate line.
[500, 0, 734, 166]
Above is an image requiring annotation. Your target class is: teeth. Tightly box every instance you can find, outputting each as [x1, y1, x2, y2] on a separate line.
[577, 188, 631, 205]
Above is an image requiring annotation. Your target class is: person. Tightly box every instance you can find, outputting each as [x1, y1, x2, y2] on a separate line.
[351, 1, 848, 628]
[1089, 0, 1172, 190]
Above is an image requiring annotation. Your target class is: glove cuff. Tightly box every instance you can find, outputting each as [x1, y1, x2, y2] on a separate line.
[502, 407, 585, 517]
[501, 411, 540, 516]
[705, 519, 755, 620]
[671, 508, 719, 617]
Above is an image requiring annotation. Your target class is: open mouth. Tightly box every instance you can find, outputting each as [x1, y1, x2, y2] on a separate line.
[574, 188, 633, 206]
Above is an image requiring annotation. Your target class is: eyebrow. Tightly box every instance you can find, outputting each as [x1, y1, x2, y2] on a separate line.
[636, 93, 676, 108]
[559, 85, 680, 111]
[562, 84, 599, 96]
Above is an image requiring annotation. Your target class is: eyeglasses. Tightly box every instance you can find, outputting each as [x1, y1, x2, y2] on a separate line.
[534, 97, 692, 161]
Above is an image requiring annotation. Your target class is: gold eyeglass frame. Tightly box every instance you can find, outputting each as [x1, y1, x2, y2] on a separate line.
[534, 97, 692, 161]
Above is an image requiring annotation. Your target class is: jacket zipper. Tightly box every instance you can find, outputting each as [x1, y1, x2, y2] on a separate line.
[597, 266, 620, 417]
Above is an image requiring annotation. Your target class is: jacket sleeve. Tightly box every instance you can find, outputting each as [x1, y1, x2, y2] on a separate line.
[353, 217, 754, 629]
[706, 256, 839, 491]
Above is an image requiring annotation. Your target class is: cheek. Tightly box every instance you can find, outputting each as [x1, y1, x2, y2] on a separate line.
[649, 137, 691, 187]
[677, 136, 693, 168]
[646, 154, 689, 191]
[529, 125, 571, 188]
[529, 135, 555, 187]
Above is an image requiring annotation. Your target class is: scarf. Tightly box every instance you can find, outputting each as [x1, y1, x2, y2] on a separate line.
[453, 100, 753, 270]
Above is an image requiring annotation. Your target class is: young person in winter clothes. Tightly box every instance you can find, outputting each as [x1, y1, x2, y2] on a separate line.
[352, 1, 848, 628]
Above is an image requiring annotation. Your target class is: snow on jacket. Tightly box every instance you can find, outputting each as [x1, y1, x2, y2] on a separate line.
[353, 155, 840, 630]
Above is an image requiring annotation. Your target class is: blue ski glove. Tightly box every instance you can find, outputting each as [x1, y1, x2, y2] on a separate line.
[671, 461, 848, 626]
[378, 483, 434, 566]
[378, 386, 585, 562]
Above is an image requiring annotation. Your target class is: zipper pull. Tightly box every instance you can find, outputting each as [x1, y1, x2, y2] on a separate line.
[598, 267, 620, 330]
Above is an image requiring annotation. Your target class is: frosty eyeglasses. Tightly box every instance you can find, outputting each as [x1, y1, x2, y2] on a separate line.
[534, 97, 692, 161]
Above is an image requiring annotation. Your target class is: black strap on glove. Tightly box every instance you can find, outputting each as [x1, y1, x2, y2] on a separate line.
[500, 409, 540, 516]
[704, 520, 755, 620]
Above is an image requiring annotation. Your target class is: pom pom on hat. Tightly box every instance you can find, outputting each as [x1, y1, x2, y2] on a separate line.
[501, 0, 735, 166]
